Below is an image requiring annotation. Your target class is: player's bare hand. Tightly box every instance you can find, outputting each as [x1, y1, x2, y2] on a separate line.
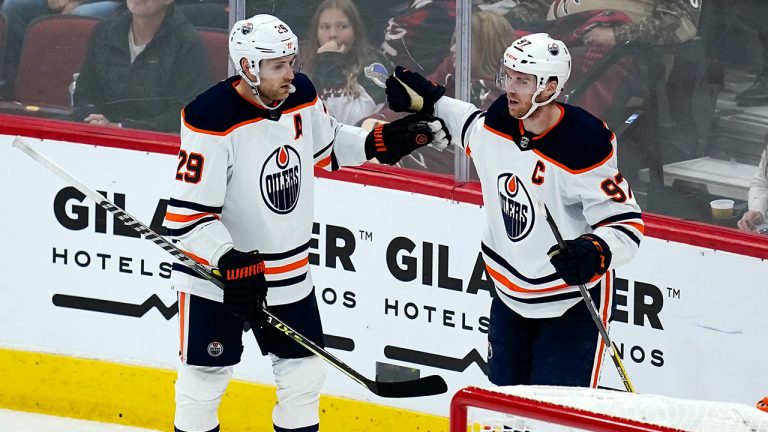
[84, 114, 119, 128]
[737, 210, 764, 231]
[47, 0, 80, 13]
[47, 0, 70, 12]
[317, 40, 348, 54]
[61, 1, 82, 14]
[583, 27, 616, 48]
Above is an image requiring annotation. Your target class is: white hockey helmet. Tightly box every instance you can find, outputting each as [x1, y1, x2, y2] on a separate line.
[229, 14, 299, 85]
[496, 33, 571, 118]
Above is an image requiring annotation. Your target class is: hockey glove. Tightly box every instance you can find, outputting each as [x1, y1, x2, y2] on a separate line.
[548, 234, 612, 286]
[216, 249, 268, 323]
[385, 66, 446, 113]
[364, 113, 452, 164]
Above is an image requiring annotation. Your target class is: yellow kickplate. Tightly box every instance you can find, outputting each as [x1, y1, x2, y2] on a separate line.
[0, 348, 447, 431]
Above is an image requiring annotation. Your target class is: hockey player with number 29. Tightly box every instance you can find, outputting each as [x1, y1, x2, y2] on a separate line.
[386, 33, 643, 388]
[165, 14, 450, 432]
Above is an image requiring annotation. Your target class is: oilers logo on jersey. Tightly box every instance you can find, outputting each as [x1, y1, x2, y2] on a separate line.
[497, 173, 534, 242]
[261, 145, 301, 214]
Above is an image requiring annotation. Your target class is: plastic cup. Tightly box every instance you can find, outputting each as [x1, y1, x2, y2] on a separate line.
[710, 199, 734, 220]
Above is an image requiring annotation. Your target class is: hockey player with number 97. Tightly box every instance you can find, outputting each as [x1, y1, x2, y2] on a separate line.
[165, 14, 450, 432]
[385, 33, 643, 388]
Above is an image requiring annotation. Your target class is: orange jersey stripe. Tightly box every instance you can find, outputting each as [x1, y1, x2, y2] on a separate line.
[484, 123, 514, 141]
[597, 220, 645, 235]
[165, 212, 217, 223]
[602, 275, 611, 323]
[485, 264, 570, 293]
[315, 155, 332, 168]
[591, 275, 611, 388]
[518, 104, 565, 140]
[283, 99, 317, 115]
[181, 96, 317, 137]
[533, 146, 614, 175]
[591, 335, 605, 388]
[620, 221, 645, 234]
[182, 108, 264, 136]
[266, 256, 309, 275]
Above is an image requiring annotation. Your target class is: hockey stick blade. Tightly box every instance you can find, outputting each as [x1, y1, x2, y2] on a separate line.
[368, 374, 448, 398]
[13, 137, 448, 398]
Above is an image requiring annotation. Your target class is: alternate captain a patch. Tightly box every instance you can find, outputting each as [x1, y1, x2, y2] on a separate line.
[261, 145, 301, 214]
[497, 173, 534, 242]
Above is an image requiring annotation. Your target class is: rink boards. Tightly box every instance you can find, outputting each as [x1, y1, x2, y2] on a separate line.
[1, 135, 767, 431]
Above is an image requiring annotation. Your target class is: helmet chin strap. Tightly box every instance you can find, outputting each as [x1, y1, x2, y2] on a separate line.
[517, 88, 559, 120]
[240, 71, 295, 111]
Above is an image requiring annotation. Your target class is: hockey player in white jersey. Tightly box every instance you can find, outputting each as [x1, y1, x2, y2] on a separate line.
[385, 33, 643, 387]
[166, 14, 450, 432]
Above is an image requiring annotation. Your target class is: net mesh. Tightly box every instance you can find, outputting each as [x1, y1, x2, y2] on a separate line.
[456, 386, 768, 432]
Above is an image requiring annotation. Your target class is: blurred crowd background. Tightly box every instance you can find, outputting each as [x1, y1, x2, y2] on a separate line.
[2, 0, 767, 234]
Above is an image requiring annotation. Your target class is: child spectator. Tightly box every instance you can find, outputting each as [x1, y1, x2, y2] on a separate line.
[302, 0, 386, 125]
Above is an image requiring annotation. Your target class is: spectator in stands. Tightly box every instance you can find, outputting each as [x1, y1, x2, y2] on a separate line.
[0, 0, 122, 97]
[302, 0, 386, 125]
[73, 0, 211, 132]
[473, 0, 549, 30]
[396, 10, 518, 173]
[546, 0, 701, 118]
[381, 0, 456, 76]
[738, 142, 768, 233]
[440, 11, 517, 110]
[732, 0, 768, 107]
[547, 0, 699, 50]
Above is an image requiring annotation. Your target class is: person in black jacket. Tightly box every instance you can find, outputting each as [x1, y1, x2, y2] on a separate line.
[73, 0, 211, 132]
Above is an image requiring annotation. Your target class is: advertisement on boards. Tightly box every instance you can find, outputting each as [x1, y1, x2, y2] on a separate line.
[1, 135, 766, 417]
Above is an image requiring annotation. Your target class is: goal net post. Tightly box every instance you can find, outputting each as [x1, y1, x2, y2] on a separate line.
[450, 385, 768, 432]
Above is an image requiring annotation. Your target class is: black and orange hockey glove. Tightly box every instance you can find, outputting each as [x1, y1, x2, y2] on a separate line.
[385, 66, 446, 114]
[548, 234, 612, 286]
[364, 113, 451, 165]
[216, 249, 268, 323]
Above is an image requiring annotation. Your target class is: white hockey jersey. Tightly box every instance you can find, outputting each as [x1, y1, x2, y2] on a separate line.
[435, 95, 644, 318]
[165, 73, 368, 305]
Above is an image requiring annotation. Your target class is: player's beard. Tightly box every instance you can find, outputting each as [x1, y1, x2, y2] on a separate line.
[507, 92, 549, 119]
[507, 93, 533, 119]
[258, 80, 293, 105]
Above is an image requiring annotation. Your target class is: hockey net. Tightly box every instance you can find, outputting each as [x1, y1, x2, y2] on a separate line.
[450, 386, 768, 432]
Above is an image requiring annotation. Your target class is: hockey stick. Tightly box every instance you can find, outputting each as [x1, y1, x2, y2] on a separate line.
[538, 201, 636, 393]
[12, 137, 448, 398]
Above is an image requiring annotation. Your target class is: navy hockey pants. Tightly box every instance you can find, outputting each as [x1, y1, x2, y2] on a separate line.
[487, 278, 615, 387]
